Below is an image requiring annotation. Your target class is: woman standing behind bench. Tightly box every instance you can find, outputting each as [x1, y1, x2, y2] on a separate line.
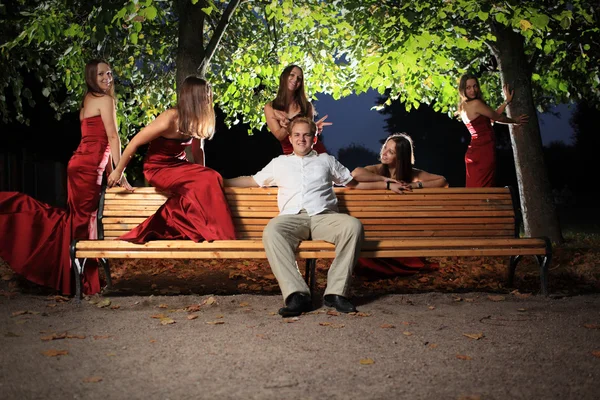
[107, 76, 236, 242]
[457, 74, 528, 187]
[264, 64, 331, 154]
[0, 59, 132, 295]
[352, 133, 448, 277]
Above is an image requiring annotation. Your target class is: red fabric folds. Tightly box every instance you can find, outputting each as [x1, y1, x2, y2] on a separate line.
[0, 116, 109, 295]
[119, 136, 236, 243]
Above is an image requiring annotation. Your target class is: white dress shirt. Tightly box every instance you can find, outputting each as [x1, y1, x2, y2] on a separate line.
[252, 151, 353, 216]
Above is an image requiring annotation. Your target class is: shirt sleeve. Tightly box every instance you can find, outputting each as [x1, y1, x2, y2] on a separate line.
[329, 155, 353, 186]
[252, 158, 277, 187]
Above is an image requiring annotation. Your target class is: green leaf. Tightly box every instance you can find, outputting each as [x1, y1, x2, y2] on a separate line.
[144, 6, 158, 20]
[201, 7, 212, 16]
[129, 33, 138, 45]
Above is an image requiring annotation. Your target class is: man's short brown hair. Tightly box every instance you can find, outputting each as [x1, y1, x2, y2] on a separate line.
[288, 116, 316, 136]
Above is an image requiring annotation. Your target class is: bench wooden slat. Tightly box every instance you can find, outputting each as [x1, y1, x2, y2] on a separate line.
[76, 238, 546, 250]
[79, 248, 547, 259]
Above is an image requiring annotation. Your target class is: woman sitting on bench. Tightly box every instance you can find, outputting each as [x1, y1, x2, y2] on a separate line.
[107, 76, 236, 243]
[352, 133, 448, 277]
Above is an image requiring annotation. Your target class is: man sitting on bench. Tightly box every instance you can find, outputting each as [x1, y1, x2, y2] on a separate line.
[225, 117, 398, 317]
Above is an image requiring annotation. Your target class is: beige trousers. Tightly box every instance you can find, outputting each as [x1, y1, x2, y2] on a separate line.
[262, 210, 364, 302]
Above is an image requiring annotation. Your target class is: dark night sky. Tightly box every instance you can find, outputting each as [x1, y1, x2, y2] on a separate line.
[313, 89, 575, 157]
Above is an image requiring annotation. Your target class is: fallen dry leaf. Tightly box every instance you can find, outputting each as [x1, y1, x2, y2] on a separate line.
[327, 310, 340, 316]
[186, 305, 201, 313]
[592, 351, 600, 358]
[353, 312, 371, 317]
[206, 320, 225, 325]
[319, 322, 332, 326]
[82, 376, 103, 383]
[428, 306, 435, 310]
[239, 302, 250, 307]
[67, 334, 86, 339]
[465, 298, 475, 303]
[284, 317, 299, 323]
[48, 295, 70, 303]
[42, 349, 68, 357]
[158, 304, 168, 309]
[359, 358, 375, 365]
[463, 333, 484, 340]
[160, 318, 176, 325]
[11, 310, 37, 317]
[202, 296, 217, 306]
[110, 305, 121, 310]
[187, 314, 198, 320]
[428, 343, 438, 349]
[93, 335, 112, 340]
[150, 314, 167, 319]
[487, 295, 506, 302]
[456, 354, 472, 360]
[41, 333, 67, 341]
[517, 308, 527, 312]
[96, 299, 111, 308]
[380, 324, 395, 329]
[583, 324, 600, 329]
[458, 395, 482, 400]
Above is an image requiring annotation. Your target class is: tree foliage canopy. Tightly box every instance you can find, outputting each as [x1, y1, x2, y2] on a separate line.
[1, 0, 598, 138]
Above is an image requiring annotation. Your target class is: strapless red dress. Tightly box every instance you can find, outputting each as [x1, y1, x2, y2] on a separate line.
[464, 115, 496, 187]
[119, 136, 236, 243]
[0, 116, 110, 295]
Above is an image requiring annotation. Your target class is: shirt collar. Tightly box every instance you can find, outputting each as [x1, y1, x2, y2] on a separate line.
[289, 149, 317, 158]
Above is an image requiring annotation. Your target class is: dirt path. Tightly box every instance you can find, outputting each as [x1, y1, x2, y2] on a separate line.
[1, 291, 599, 400]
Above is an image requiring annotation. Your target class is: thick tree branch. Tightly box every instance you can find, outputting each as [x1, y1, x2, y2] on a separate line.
[198, 0, 242, 77]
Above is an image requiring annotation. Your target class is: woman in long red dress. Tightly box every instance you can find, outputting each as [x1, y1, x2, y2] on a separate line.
[352, 133, 448, 277]
[107, 76, 236, 242]
[0, 59, 132, 295]
[457, 74, 529, 187]
[264, 65, 332, 154]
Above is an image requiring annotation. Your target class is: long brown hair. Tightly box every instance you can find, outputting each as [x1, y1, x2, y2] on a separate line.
[379, 133, 415, 183]
[177, 76, 215, 140]
[82, 59, 114, 105]
[457, 73, 482, 114]
[271, 64, 314, 119]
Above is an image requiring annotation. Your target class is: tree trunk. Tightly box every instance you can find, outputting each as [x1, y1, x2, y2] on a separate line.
[491, 22, 563, 243]
[175, 0, 207, 90]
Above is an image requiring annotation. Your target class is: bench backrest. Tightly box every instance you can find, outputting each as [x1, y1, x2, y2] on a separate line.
[100, 187, 518, 241]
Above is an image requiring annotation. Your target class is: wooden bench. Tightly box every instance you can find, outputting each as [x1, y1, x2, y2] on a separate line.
[71, 186, 552, 299]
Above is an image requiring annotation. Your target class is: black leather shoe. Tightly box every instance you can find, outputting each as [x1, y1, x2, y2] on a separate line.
[278, 292, 312, 317]
[323, 294, 357, 313]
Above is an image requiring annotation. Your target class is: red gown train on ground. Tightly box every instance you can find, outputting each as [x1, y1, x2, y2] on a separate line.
[119, 136, 236, 243]
[0, 116, 110, 295]
[464, 114, 496, 188]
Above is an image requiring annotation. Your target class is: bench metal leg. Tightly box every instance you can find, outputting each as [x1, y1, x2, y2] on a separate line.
[304, 259, 316, 296]
[508, 255, 522, 287]
[536, 237, 552, 297]
[70, 240, 83, 301]
[100, 258, 112, 290]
